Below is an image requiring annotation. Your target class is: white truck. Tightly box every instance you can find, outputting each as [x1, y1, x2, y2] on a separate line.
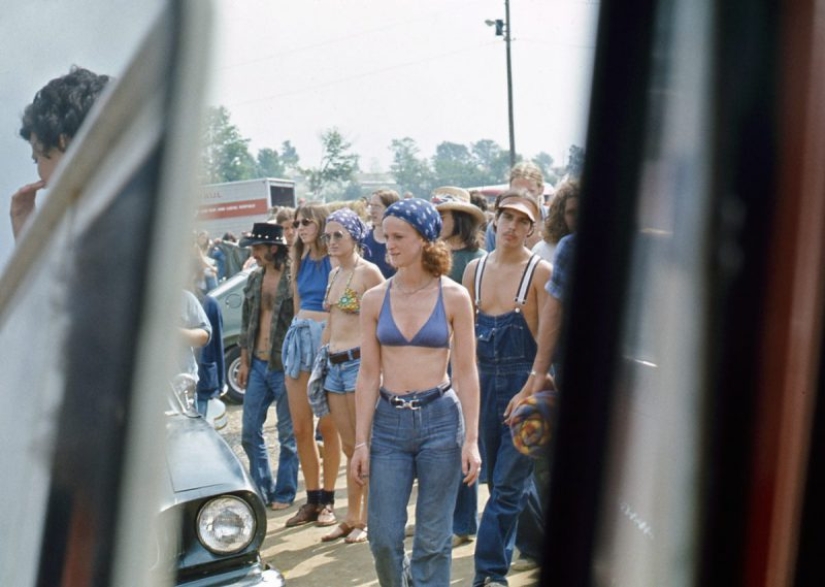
[197, 177, 296, 238]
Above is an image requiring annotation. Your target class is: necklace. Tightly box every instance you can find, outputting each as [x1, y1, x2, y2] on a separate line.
[393, 276, 437, 295]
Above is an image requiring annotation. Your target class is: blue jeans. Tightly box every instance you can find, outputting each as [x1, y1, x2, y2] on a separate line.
[515, 475, 545, 559]
[242, 358, 298, 504]
[368, 388, 464, 587]
[473, 310, 537, 586]
[453, 477, 478, 536]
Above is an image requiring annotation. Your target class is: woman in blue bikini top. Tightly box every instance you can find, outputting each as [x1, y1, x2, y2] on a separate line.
[351, 198, 482, 586]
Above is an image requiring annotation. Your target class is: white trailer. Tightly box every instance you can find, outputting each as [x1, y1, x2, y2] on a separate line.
[197, 177, 296, 238]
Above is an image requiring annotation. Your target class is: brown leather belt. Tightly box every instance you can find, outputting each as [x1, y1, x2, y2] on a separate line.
[328, 347, 361, 364]
[254, 349, 270, 361]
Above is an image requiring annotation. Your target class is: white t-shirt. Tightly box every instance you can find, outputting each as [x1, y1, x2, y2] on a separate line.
[531, 240, 556, 263]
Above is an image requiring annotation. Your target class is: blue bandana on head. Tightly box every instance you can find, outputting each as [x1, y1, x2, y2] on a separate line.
[327, 208, 368, 246]
[383, 198, 442, 243]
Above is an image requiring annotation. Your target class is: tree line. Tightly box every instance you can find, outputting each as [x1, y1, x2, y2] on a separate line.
[201, 105, 585, 201]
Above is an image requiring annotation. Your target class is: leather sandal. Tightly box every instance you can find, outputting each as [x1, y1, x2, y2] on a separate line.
[321, 522, 353, 542]
[285, 503, 320, 527]
[345, 524, 368, 544]
[315, 504, 337, 527]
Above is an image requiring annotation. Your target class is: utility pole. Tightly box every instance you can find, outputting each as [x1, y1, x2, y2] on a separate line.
[504, 0, 515, 167]
[487, 2, 516, 167]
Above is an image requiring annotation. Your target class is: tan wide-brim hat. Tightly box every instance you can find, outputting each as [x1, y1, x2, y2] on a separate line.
[430, 186, 486, 225]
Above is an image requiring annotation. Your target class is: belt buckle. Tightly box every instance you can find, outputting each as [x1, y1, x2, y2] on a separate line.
[391, 396, 421, 410]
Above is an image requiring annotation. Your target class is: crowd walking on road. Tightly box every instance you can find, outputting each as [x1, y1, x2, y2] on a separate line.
[9, 75, 574, 583]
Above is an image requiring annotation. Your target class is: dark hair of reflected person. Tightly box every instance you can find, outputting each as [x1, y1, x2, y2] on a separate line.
[19, 66, 110, 154]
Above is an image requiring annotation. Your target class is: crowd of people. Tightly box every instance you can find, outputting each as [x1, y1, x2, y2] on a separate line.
[11, 66, 582, 587]
[215, 163, 580, 587]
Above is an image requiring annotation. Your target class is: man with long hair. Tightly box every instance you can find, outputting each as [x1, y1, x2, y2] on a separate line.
[237, 222, 299, 511]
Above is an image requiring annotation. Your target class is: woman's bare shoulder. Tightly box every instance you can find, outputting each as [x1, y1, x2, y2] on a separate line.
[358, 259, 386, 285]
[362, 279, 389, 305]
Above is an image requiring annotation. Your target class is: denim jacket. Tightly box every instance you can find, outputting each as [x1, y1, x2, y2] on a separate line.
[239, 264, 294, 371]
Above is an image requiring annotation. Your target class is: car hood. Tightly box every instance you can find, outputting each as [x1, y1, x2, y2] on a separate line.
[165, 413, 250, 495]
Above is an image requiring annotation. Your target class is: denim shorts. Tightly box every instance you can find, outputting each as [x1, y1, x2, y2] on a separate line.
[324, 357, 360, 394]
[281, 317, 325, 378]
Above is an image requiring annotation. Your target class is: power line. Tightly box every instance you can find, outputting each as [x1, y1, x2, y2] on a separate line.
[218, 0, 485, 71]
[226, 40, 499, 107]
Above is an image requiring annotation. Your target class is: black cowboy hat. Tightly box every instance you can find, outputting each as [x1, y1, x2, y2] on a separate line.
[239, 222, 288, 247]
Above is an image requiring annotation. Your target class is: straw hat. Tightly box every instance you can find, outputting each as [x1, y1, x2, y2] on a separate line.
[430, 186, 486, 224]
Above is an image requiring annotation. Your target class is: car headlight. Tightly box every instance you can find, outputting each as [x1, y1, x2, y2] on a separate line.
[196, 496, 257, 554]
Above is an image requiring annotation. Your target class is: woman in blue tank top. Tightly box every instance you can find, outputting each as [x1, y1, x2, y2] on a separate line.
[363, 188, 400, 278]
[352, 198, 481, 587]
[281, 203, 341, 528]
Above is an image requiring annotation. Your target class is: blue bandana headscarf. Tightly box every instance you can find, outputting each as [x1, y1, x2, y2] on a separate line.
[383, 198, 442, 243]
[327, 208, 368, 246]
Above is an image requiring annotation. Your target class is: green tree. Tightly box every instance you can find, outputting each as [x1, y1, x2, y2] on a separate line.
[471, 139, 511, 185]
[389, 137, 434, 198]
[566, 145, 586, 177]
[255, 147, 285, 178]
[300, 128, 359, 199]
[200, 105, 256, 183]
[532, 151, 558, 186]
[432, 141, 477, 186]
[280, 140, 300, 171]
[342, 180, 364, 202]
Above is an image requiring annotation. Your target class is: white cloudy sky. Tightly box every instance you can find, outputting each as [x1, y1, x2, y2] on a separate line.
[0, 0, 597, 269]
[209, 0, 599, 171]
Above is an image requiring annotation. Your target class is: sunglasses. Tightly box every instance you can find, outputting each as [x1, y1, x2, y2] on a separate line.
[321, 230, 348, 242]
[292, 218, 315, 228]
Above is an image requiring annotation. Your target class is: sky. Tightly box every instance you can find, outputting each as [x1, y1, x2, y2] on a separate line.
[209, 0, 599, 172]
[0, 0, 598, 270]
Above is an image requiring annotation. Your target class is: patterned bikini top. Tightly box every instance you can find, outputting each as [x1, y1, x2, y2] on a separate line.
[323, 263, 361, 314]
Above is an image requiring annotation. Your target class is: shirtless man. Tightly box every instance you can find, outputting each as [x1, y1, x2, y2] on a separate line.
[462, 189, 553, 587]
[237, 222, 299, 510]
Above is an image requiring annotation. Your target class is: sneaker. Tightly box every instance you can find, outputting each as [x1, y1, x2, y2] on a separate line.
[285, 503, 320, 527]
[451, 534, 473, 548]
[510, 554, 540, 572]
[315, 504, 337, 527]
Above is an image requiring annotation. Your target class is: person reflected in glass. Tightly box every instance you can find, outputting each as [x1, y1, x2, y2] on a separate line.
[11, 67, 110, 240]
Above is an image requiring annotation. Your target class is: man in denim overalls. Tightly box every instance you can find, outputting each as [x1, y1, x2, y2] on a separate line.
[462, 188, 554, 586]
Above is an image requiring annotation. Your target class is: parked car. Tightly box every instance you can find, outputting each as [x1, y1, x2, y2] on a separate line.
[209, 269, 252, 403]
[160, 374, 284, 586]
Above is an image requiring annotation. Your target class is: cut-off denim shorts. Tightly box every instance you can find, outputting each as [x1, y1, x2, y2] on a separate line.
[324, 357, 360, 394]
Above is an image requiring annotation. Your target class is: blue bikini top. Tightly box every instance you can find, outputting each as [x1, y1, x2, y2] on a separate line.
[376, 278, 450, 348]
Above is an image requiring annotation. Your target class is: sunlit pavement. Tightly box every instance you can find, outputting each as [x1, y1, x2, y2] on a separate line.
[220, 403, 541, 586]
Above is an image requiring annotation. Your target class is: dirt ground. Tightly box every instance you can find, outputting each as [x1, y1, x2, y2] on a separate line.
[218, 403, 541, 586]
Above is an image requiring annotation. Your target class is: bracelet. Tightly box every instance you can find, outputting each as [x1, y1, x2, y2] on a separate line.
[529, 370, 538, 378]
[354, 442, 368, 450]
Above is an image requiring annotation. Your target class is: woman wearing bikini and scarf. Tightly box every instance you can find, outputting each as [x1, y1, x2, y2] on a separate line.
[352, 199, 481, 587]
[318, 208, 384, 544]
